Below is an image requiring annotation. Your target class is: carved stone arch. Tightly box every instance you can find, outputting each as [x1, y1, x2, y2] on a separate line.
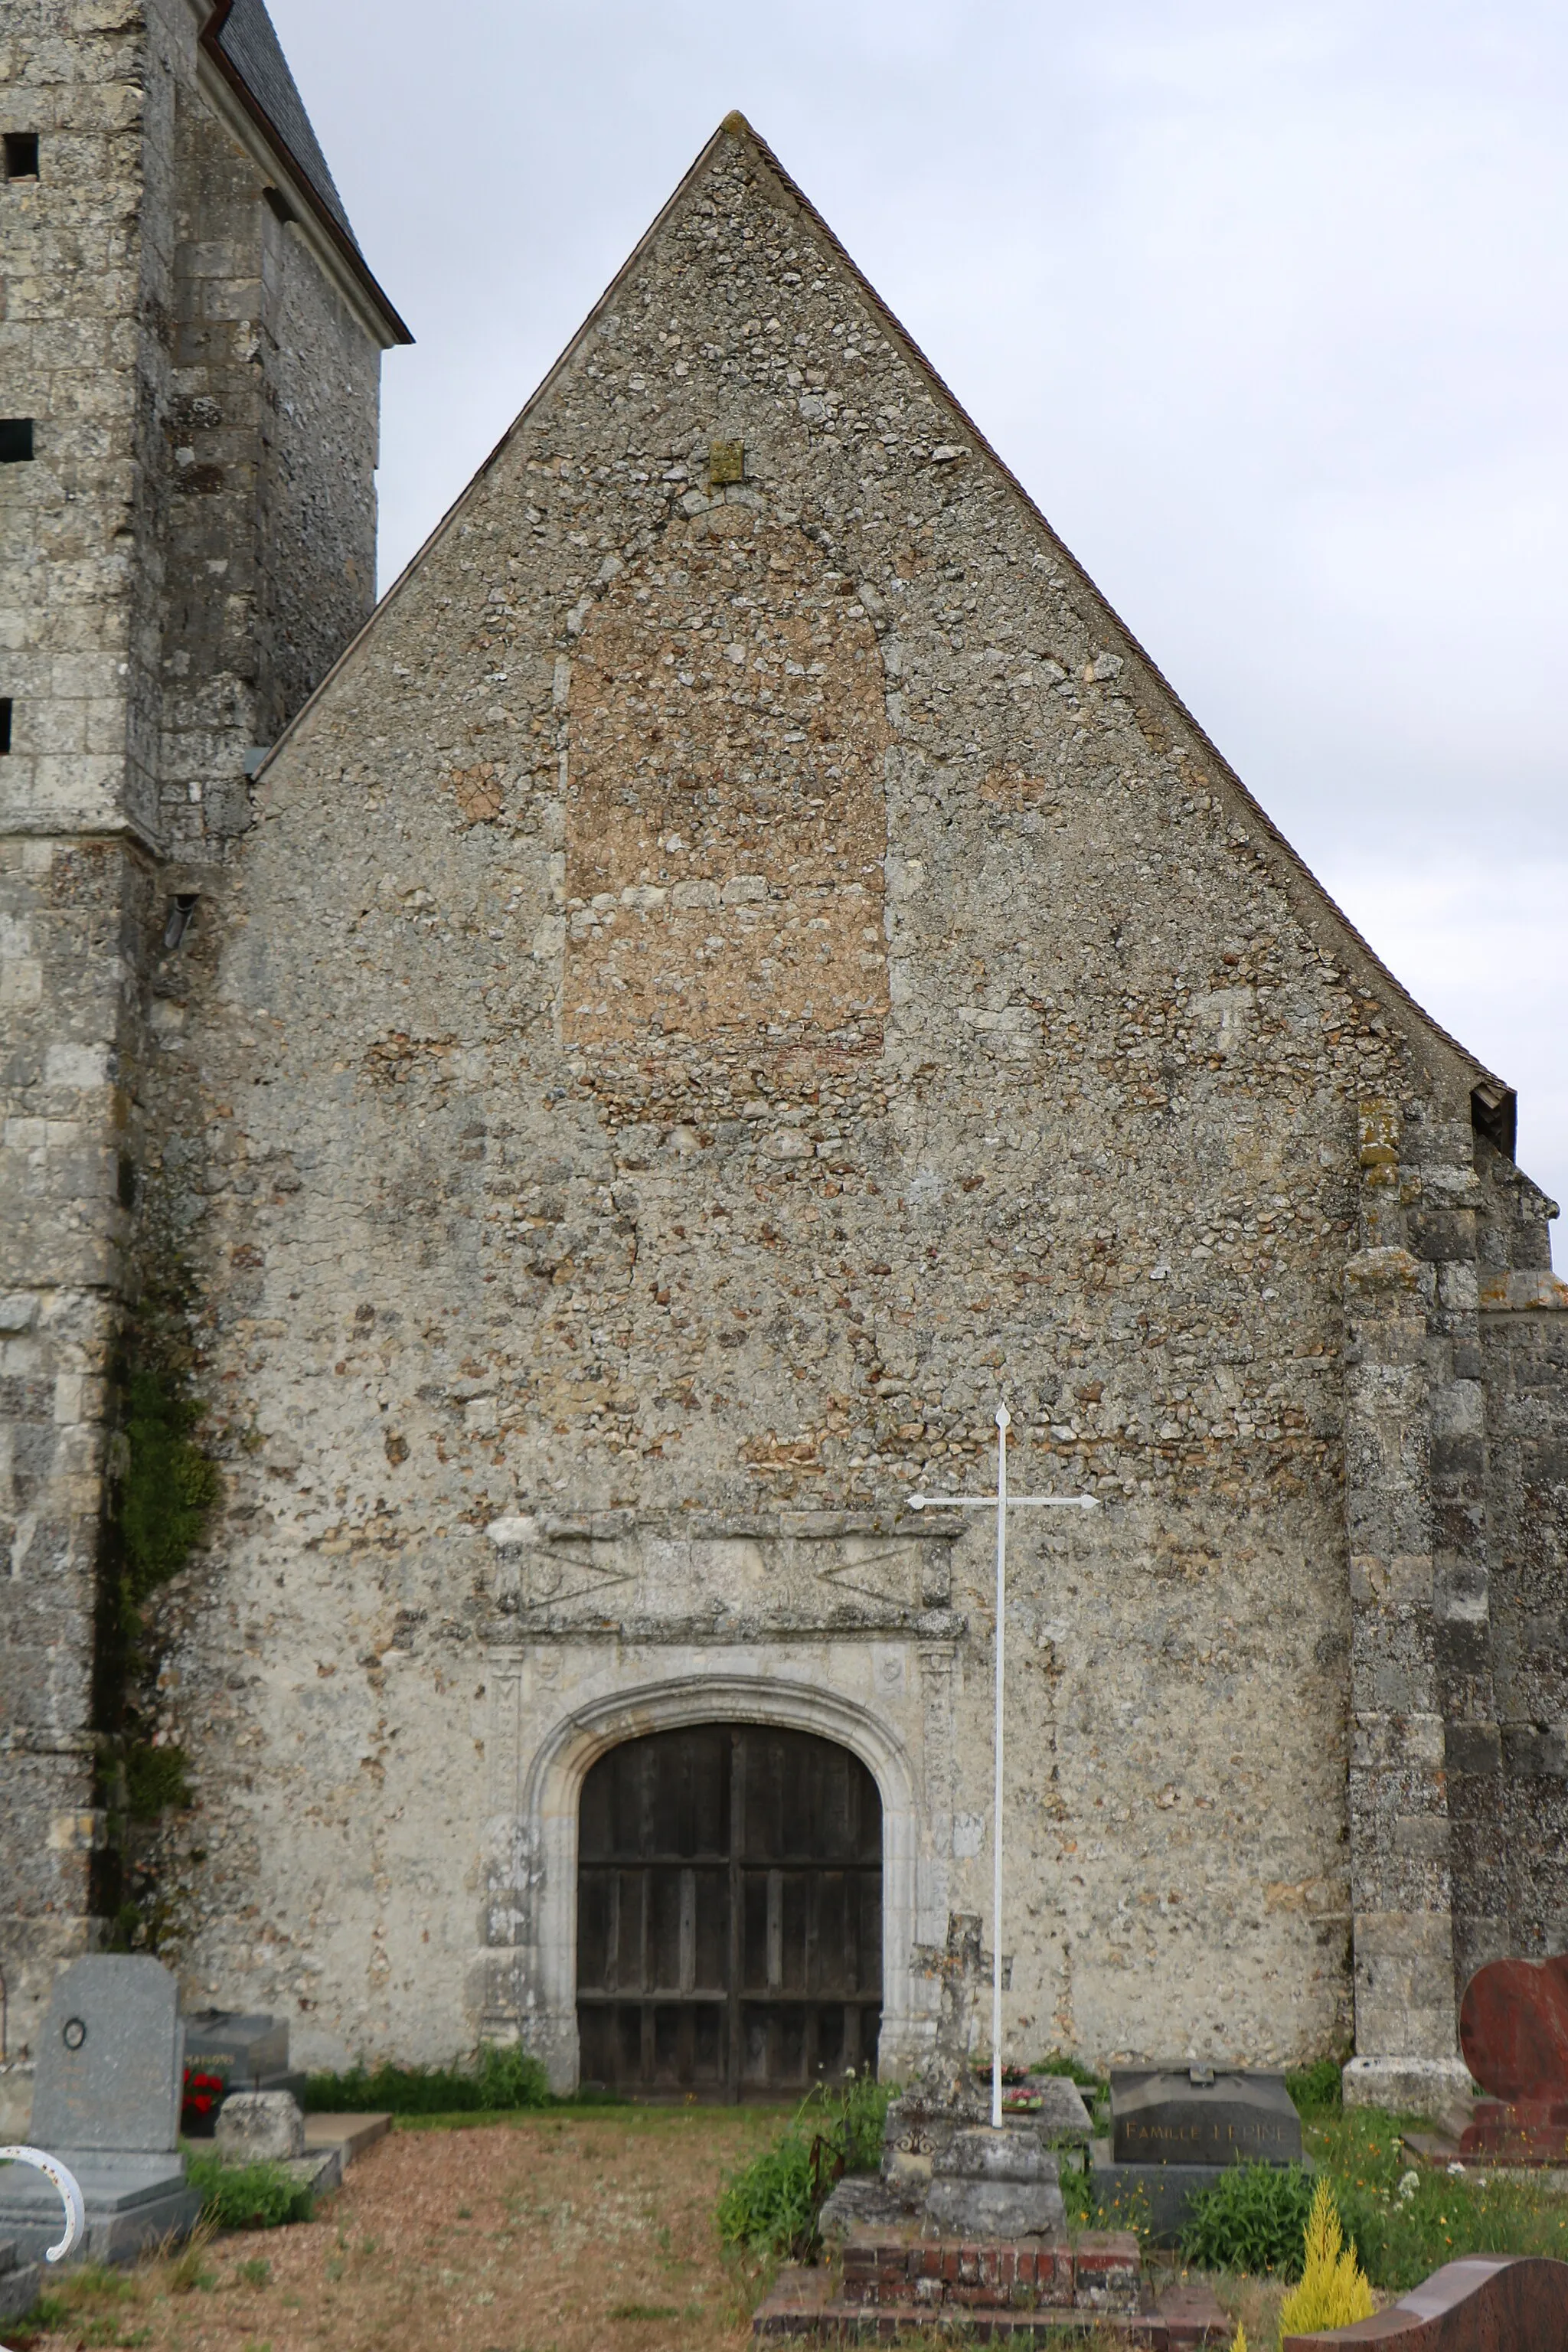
[564, 507, 890, 1070]
[516, 1671, 920, 2091]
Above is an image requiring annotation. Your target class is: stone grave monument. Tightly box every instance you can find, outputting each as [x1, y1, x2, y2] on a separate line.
[820, 1913, 1089, 2244]
[181, 2010, 305, 2135]
[756, 1913, 1234, 2338]
[0, 1956, 201, 2262]
[1449, 1955, 1568, 2164]
[1092, 2063, 1305, 2240]
[763, 1913, 1181, 2335]
[211, 2087, 344, 2196]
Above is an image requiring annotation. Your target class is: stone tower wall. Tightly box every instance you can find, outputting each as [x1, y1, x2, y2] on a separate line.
[0, 0, 387, 2108]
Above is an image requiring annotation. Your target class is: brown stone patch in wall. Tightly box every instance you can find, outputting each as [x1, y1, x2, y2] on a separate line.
[741, 1429, 825, 1475]
[448, 762, 505, 823]
[980, 763, 1054, 809]
[565, 508, 890, 1059]
[362, 1031, 458, 1088]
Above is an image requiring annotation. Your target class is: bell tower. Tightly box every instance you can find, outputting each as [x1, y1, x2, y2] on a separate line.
[0, 0, 408, 2114]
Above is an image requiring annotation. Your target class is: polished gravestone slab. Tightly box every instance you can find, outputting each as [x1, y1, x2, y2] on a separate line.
[1111, 2067, 1303, 2166]
[1282, 2252, 1568, 2348]
[1092, 2066, 1304, 2242]
[0, 1957, 201, 2263]
[1455, 1955, 1568, 2164]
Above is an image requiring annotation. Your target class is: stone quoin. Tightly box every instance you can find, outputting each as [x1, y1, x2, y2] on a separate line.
[2, 18, 1566, 2109]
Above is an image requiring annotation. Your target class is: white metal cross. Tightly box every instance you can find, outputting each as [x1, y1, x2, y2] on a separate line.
[910, 1402, 1097, 2129]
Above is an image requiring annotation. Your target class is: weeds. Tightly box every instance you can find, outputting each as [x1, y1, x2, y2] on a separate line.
[166, 2216, 219, 2293]
[1285, 2056, 1345, 2121]
[1062, 2161, 1153, 2239]
[1180, 2162, 1318, 2278]
[1031, 2052, 1109, 2096]
[1171, 2105, 1568, 2297]
[302, 2042, 550, 2115]
[716, 2073, 890, 2259]
[185, 2148, 313, 2229]
[1307, 2105, 1568, 2293]
[18, 2261, 144, 2347]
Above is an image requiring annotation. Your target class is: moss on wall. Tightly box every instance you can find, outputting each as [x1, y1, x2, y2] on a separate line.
[92, 1281, 219, 1953]
[119, 1369, 220, 1603]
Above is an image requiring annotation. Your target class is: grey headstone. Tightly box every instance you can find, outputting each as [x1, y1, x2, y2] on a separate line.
[1109, 2066, 1302, 2167]
[214, 2091, 305, 2164]
[0, 2255, 42, 2324]
[31, 1956, 184, 2154]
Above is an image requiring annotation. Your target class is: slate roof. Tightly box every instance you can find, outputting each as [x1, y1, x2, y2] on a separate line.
[212, 0, 358, 245]
[201, 0, 412, 344]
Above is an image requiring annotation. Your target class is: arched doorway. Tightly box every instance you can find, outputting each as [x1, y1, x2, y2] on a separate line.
[576, 1723, 883, 2099]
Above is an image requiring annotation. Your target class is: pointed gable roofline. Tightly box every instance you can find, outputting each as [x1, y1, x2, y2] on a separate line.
[259, 111, 1513, 1148]
[199, 0, 412, 348]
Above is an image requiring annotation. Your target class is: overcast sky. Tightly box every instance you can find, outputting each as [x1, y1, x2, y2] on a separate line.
[270, 0, 1566, 1242]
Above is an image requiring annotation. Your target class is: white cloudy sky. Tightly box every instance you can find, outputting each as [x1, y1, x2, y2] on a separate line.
[272, 0, 1566, 1240]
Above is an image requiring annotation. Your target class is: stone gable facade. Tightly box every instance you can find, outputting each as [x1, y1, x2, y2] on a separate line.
[4, 92, 1565, 2108]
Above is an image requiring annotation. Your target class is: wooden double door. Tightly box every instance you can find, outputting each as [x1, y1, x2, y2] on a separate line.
[576, 1723, 883, 2099]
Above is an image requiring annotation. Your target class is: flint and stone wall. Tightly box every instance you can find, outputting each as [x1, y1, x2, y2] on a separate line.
[0, 0, 384, 2100]
[132, 123, 1544, 2082]
[5, 93, 1563, 2096]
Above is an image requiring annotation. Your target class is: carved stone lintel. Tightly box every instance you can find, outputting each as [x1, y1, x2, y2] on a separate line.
[485, 1511, 959, 1636]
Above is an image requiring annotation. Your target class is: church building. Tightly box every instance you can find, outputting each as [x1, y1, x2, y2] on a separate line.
[4, 11, 1566, 2119]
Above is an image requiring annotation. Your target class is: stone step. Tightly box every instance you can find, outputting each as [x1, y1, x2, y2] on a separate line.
[1155, 2278, 1232, 2347]
[302, 2112, 392, 2166]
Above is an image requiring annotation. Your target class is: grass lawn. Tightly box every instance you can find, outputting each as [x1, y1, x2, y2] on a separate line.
[1304, 2106, 1568, 2288]
[15, 2107, 789, 2352]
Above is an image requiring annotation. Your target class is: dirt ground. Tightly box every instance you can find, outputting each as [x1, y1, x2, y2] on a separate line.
[14, 2112, 1307, 2352]
[18, 2109, 790, 2352]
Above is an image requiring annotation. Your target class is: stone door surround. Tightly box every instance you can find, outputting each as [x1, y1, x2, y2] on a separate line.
[511, 1671, 923, 2090]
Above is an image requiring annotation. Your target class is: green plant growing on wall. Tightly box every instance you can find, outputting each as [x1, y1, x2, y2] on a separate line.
[126, 1743, 192, 1820]
[119, 1369, 220, 1602]
[93, 1289, 223, 1955]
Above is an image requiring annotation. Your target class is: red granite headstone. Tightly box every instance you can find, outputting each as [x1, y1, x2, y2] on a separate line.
[1456, 1955, 1568, 2163]
[1459, 1955, 1568, 2101]
[1282, 2253, 1568, 2347]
